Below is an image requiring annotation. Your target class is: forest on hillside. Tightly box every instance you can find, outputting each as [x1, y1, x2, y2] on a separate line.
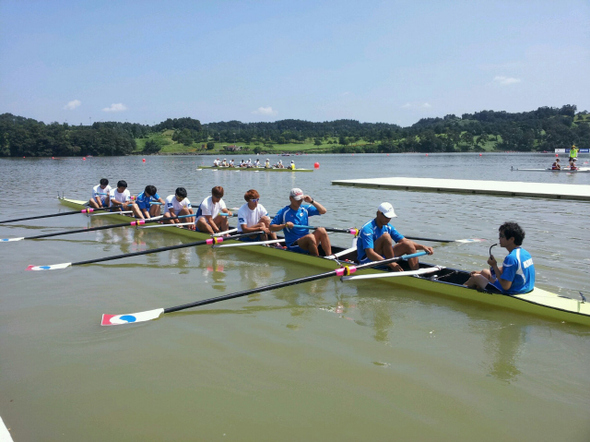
[0, 104, 588, 157]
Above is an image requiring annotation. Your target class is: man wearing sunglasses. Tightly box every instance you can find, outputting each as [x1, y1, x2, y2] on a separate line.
[237, 189, 277, 242]
[464, 222, 535, 294]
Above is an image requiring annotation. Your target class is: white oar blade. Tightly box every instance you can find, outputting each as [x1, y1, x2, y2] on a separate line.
[26, 262, 72, 271]
[101, 308, 164, 326]
[455, 238, 486, 243]
[0, 237, 25, 242]
[341, 266, 443, 281]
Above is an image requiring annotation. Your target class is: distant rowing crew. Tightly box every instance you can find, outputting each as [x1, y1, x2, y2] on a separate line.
[212, 157, 296, 169]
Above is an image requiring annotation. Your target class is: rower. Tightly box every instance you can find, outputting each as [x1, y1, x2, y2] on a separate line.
[163, 187, 195, 229]
[356, 202, 433, 271]
[196, 186, 231, 235]
[109, 180, 138, 215]
[551, 158, 561, 170]
[464, 222, 535, 294]
[289, 160, 296, 170]
[89, 178, 111, 209]
[270, 187, 332, 257]
[237, 189, 276, 242]
[264, 158, 271, 168]
[135, 185, 166, 219]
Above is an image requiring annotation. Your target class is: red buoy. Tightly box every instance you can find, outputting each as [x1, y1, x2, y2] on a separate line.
[314, 162, 320, 169]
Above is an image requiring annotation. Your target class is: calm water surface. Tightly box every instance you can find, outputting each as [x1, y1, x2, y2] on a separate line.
[1, 153, 589, 441]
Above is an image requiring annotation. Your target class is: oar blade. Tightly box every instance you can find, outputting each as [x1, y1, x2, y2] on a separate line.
[0, 237, 25, 242]
[101, 308, 164, 326]
[26, 262, 72, 271]
[455, 238, 486, 243]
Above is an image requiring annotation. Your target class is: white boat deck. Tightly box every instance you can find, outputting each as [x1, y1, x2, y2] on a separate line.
[332, 177, 590, 201]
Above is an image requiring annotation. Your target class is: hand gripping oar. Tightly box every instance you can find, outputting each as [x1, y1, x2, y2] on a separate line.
[100, 251, 427, 326]
[1, 214, 195, 242]
[0, 207, 109, 224]
[26, 230, 263, 271]
[297, 226, 359, 236]
[405, 236, 485, 244]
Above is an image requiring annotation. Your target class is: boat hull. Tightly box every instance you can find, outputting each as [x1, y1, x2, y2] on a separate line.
[59, 198, 590, 326]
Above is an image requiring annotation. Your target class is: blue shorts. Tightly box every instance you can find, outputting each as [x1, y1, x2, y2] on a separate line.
[287, 241, 308, 255]
[239, 234, 265, 242]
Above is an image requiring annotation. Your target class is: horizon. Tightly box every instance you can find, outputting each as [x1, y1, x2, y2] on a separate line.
[1, 1, 589, 127]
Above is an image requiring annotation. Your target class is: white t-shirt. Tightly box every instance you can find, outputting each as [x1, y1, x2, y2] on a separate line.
[109, 188, 131, 206]
[237, 203, 269, 232]
[165, 195, 192, 214]
[198, 195, 226, 219]
[92, 184, 111, 198]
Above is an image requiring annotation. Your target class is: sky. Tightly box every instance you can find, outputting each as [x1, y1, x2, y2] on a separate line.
[1, 0, 589, 127]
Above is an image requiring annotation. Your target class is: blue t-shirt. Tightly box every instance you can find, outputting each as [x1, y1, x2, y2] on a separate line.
[136, 191, 161, 210]
[357, 219, 404, 262]
[492, 247, 535, 294]
[271, 204, 320, 246]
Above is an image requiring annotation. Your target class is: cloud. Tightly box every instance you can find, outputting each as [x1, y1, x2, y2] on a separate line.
[493, 76, 521, 85]
[402, 102, 432, 109]
[102, 103, 128, 112]
[64, 99, 81, 110]
[252, 106, 278, 116]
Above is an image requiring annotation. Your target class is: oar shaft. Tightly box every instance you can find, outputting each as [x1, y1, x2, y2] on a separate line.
[72, 231, 262, 266]
[164, 251, 426, 314]
[298, 226, 358, 235]
[0, 207, 107, 224]
[405, 236, 454, 243]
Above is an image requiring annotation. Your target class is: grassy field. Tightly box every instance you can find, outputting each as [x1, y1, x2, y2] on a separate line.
[133, 131, 507, 155]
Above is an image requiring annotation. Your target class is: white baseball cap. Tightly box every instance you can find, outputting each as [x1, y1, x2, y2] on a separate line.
[378, 202, 397, 218]
[290, 188, 304, 200]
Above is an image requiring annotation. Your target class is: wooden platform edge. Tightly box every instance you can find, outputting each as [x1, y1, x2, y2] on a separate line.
[331, 181, 590, 201]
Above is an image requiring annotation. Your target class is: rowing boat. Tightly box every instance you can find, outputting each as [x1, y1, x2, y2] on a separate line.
[197, 165, 314, 172]
[58, 197, 590, 326]
[511, 167, 590, 173]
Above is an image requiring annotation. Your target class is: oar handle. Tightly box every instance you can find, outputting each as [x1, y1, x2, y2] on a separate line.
[163, 251, 426, 314]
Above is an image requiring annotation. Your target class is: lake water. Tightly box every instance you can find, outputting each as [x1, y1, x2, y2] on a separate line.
[1, 153, 589, 441]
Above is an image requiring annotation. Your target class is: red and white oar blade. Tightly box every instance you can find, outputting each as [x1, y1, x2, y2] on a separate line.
[455, 238, 486, 243]
[26, 262, 72, 271]
[101, 308, 164, 326]
[1, 237, 25, 242]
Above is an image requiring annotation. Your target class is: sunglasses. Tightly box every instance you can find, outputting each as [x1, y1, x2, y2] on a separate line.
[250, 198, 259, 202]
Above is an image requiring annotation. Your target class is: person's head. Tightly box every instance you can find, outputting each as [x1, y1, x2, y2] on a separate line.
[212, 186, 224, 201]
[499, 222, 525, 246]
[289, 188, 304, 204]
[556, 159, 560, 162]
[175, 187, 187, 201]
[99, 178, 109, 188]
[144, 185, 157, 197]
[244, 189, 260, 202]
[376, 202, 397, 222]
[116, 180, 127, 192]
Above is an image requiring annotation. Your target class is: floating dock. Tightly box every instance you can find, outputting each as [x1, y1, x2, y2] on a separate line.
[332, 177, 590, 201]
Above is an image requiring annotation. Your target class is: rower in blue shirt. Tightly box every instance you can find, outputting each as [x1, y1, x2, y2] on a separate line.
[357, 202, 433, 271]
[135, 185, 165, 219]
[270, 188, 332, 257]
[464, 222, 535, 294]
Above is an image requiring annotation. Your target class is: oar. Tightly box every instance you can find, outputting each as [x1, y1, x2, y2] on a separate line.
[213, 239, 285, 248]
[0, 207, 109, 224]
[341, 266, 443, 281]
[26, 231, 263, 271]
[100, 251, 427, 326]
[2, 214, 194, 242]
[405, 236, 486, 244]
[297, 226, 359, 236]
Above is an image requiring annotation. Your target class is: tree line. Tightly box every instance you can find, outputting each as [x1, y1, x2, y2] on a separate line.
[0, 105, 587, 157]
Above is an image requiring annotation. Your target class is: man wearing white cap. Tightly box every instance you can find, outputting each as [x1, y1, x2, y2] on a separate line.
[357, 202, 433, 271]
[270, 188, 332, 257]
